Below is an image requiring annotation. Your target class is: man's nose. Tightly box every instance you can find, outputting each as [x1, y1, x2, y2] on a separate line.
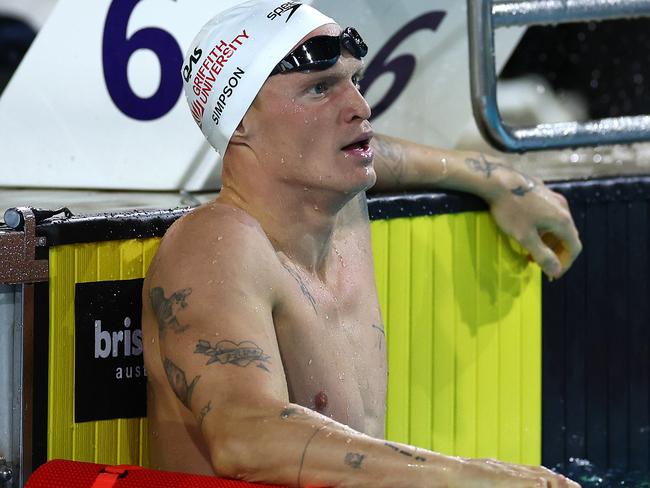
[342, 82, 372, 122]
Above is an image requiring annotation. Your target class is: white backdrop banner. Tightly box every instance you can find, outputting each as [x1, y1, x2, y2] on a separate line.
[0, 0, 522, 190]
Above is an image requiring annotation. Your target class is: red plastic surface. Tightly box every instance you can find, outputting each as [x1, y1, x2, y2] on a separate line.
[25, 460, 288, 488]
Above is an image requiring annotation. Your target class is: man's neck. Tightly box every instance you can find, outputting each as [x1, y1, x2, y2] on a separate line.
[218, 182, 356, 276]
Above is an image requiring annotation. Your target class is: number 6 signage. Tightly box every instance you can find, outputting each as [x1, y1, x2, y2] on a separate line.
[0, 0, 522, 191]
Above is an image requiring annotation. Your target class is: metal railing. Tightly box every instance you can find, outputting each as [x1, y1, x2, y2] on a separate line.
[468, 0, 650, 152]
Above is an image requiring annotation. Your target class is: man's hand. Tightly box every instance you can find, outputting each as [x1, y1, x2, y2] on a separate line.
[370, 135, 583, 279]
[455, 457, 580, 487]
[466, 154, 582, 279]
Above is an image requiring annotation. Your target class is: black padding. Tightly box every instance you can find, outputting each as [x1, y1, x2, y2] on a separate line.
[542, 178, 650, 473]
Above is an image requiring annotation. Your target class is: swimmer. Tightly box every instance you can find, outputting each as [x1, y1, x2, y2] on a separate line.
[142, 1, 581, 486]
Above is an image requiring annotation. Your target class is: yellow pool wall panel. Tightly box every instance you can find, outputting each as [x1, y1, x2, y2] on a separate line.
[47, 211, 541, 467]
[371, 213, 541, 465]
[48, 238, 160, 466]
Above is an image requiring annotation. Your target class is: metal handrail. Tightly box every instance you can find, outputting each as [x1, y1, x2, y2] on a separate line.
[468, 0, 650, 152]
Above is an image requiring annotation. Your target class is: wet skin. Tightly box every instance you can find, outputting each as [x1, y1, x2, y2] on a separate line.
[143, 194, 385, 474]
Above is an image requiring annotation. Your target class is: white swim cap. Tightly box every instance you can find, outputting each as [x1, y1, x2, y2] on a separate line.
[182, 1, 335, 158]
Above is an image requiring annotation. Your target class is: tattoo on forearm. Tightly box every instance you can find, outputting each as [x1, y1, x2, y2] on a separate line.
[384, 443, 427, 462]
[150, 287, 192, 336]
[163, 357, 200, 410]
[372, 136, 407, 185]
[195, 339, 271, 372]
[465, 153, 537, 197]
[344, 452, 366, 469]
[372, 324, 385, 350]
[282, 263, 318, 314]
[298, 422, 332, 487]
[197, 400, 212, 427]
[281, 407, 309, 420]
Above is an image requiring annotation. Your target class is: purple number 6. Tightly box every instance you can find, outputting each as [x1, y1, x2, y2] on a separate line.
[360, 11, 446, 121]
[102, 0, 183, 121]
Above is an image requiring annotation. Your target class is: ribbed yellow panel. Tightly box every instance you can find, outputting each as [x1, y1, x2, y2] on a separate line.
[48, 238, 160, 467]
[47, 211, 540, 467]
[371, 212, 541, 465]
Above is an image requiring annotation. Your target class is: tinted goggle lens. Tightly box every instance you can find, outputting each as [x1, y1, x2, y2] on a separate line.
[271, 27, 367, 75]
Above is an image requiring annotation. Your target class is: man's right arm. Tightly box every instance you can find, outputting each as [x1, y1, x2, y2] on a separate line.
[148, 212, 577, 488]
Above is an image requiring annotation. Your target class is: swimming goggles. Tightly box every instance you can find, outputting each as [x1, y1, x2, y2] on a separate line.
[270, 27, 368, 75]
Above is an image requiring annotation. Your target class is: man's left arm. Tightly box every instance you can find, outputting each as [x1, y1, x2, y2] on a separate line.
[370, 133, 582, 279]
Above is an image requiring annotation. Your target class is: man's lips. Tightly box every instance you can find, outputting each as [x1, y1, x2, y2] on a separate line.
[341, 132, 374, 151]
[341, 139, 371, 151]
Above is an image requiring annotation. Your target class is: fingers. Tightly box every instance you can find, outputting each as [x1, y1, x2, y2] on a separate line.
[521, 232, 563, 279]
[540, 213, 583, 278]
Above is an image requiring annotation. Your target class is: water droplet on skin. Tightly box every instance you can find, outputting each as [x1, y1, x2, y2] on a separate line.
[314, 205, 319, 211]
[346, 438, 352, 444]
[325, 314, 329, 320]
[217, 236, 223, 241]
[304, 187, 309, 192]
[308, 359, 313, 365]
[281, 157, 285, 164]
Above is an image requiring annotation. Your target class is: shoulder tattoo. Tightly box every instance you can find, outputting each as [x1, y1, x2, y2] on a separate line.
[149, 287, 192, 336]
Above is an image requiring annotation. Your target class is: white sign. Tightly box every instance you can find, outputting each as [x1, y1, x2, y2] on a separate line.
[0, 0, 522, 191]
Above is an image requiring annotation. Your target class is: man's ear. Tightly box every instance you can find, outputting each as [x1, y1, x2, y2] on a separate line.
[231, 112, 252, 143]
[233, 120, 247, 139]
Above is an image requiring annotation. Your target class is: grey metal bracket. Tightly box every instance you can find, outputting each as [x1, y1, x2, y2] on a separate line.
[0, 208, 48, 285]
[467, 0, 650, 152]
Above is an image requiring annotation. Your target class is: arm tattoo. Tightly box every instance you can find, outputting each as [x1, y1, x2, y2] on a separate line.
[465, 153, 536, 197]
[150, 287, 192, 336]
[163, 357, 200, 410]
[372, 136, 407, 185]
[384, 442, 427, 462]
[197, 400, 213, 427]
[344, 452, 366, 469]
[372, 324, 385, 351]
[282, 263, 318, 315]
[281, 407, 309, 420]
[298, 422, 333, 487]
[195, 339, 271, 372]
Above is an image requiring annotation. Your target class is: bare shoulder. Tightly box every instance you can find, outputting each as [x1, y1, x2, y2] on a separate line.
[146, 200, 280, 290]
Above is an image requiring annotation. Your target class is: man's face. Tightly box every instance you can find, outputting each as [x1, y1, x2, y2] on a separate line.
[244, 24, 376, 195]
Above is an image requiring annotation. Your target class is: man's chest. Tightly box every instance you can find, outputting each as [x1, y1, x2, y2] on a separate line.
[272, 246, 387, 436]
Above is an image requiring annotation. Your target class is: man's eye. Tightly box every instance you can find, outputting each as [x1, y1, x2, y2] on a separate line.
[352, 74, 362, 89]
[309, 81, 329, 95]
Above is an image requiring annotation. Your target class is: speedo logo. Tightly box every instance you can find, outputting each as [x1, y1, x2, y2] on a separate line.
[267, 1, 302, 22]
[182, 47, 203, 83]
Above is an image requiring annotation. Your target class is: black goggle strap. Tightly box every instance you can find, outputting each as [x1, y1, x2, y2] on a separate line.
[341, 27, 368, 59]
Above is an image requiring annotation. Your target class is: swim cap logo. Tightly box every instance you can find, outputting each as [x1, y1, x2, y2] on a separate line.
[189, 29, 251, 127]
[183, 47, 204, 83]
[267, 2, 302, 22]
